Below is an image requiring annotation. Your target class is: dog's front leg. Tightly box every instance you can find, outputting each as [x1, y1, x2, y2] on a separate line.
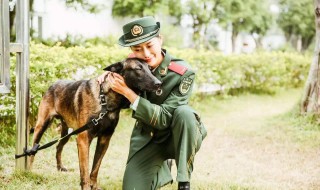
[76, 132, 91, 190]
[90, 135, 112, 190]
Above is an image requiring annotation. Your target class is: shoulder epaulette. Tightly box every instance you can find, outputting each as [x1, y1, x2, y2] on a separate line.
[168, 61, 188, 75]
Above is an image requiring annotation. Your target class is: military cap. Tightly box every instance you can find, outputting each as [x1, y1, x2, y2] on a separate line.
[118, 16, 160, 47]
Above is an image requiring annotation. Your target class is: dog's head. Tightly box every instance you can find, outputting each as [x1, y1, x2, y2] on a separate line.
[104, 58, 162, 92]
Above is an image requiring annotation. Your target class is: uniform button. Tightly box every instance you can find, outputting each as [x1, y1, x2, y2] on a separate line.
[150, 132, 153, 137]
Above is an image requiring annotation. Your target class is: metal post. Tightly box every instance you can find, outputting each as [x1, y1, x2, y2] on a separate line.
[0, 0, 10, 93]
[15, 0, 30, 171]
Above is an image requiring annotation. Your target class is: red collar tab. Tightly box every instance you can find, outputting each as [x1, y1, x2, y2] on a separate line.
[168, 62, 187, 75]
[128, 53, 136, 58]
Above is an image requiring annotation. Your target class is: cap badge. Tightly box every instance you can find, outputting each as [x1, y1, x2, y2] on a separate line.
[131, 25, 143, 36]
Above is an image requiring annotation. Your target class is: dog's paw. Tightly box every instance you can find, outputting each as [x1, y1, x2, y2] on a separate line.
[90, 185, 101, 190]
[57, 166, 68, 172]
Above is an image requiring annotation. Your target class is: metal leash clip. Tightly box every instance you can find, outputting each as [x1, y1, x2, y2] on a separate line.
[92, 112, 106, 126]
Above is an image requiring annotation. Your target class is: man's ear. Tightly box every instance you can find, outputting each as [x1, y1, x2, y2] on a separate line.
[103, 62, 123, 73]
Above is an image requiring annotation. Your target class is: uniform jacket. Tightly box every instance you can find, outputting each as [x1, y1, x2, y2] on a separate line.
[127, 49, 202, 163]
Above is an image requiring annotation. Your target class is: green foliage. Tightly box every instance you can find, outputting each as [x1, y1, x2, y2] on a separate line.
[64, 0, 103, 13]
[0, 117, 16, 147]
[181, 0, 274, 50]
[34, 34, 118, 48]
[171, 49, 310, 94]
[278, 0, 315, 51]
[161, 25, 184, 48]
[285, 101, 320, 132]
[112, 0, 167, 17]
[217, 0, 273, 51]
[184, 0, 219, 48]
[0, 44, 311, 147]
[248, 1, 274, 36]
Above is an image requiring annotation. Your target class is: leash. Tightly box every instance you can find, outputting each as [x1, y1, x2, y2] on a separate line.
[15, 85, 108, 159]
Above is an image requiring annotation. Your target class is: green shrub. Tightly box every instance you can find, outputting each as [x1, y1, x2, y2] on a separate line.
[170, 49, 309, 94]
[0, 43, 311, 147]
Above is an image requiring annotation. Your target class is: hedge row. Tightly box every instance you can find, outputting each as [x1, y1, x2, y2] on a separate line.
[170, 49, 309, 94]
[0, 43, 311, 146]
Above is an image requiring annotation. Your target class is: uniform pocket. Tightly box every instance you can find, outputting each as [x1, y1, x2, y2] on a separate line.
[194, 113, 207, 140]
[193, 113, 207, 152]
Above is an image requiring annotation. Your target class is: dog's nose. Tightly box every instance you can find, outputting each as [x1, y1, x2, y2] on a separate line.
[154, 80, 162, 88]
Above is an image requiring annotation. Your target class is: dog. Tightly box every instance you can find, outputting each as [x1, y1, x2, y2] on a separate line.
[29, 58, 161, 190]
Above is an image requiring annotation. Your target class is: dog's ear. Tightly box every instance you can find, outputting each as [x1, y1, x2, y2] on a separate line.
[103, 62, 123, 73]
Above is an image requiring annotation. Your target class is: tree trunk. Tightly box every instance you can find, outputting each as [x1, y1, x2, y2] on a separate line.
[297, 35, 302, 52]
[302, 35, 314, 52]
[301, 0, 320, 113]
[252, 35, 263, 50]
[231, 23, 238, 53]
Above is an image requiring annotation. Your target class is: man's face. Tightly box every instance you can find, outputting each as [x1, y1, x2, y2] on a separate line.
[130, 37, 163, 69]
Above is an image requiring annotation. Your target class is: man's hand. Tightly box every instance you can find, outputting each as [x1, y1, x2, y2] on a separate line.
[97, 71, 111, 84]
[107, 73, 128, 94]
[107, 73, 138, 103]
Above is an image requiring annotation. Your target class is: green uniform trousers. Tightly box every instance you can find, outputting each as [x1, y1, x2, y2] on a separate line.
[123, 105, 207, 190]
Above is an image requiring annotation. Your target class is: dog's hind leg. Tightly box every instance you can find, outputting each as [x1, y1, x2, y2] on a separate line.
[90, 135, 112, 190]
[56, 120, 70, 172]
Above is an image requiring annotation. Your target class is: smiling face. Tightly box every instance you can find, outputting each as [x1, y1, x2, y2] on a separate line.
[130, 36, 164, 69]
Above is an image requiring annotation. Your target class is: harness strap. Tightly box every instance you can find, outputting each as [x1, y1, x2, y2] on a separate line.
[15, 85, 108, 159]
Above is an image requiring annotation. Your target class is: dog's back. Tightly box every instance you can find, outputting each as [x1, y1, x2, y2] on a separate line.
[42, 79, 101, 129]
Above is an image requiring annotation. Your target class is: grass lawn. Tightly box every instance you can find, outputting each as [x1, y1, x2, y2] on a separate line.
[0, 88, 319, 190]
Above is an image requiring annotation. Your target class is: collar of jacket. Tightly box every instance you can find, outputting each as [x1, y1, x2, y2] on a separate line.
[154, 49, 171, 79]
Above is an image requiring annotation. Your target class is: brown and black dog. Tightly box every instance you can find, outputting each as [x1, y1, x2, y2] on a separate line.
[30, 58, 161, 190]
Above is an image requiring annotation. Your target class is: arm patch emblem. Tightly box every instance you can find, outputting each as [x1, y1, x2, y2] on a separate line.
[179, 77, 193, 95]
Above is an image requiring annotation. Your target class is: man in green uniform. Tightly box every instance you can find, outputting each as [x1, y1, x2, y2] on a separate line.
[98, 16, 207, 190]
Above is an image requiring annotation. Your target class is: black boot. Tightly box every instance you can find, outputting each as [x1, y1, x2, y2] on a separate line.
[178, 182, 190, 190]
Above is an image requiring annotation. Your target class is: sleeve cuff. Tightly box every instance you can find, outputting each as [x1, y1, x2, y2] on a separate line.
[130, 96, 140, 111]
